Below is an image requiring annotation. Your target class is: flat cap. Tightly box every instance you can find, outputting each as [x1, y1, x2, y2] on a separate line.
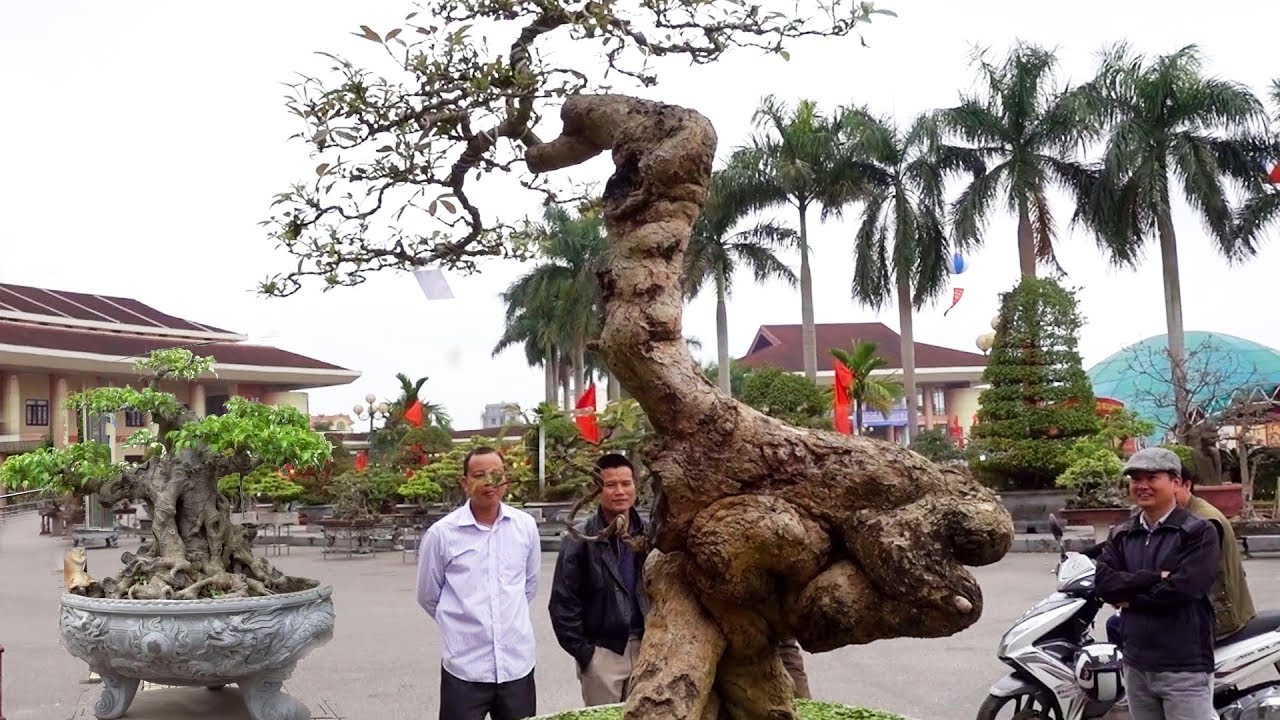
[1122, 447, 1182, 476]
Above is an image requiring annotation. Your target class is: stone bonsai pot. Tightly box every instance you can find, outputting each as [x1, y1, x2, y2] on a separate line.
[59, 586, 334, 719]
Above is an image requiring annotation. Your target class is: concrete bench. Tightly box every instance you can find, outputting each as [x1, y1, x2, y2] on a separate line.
[1240, 535, 1280, 557]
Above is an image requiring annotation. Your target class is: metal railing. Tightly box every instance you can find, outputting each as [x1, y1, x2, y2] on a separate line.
[0, 488, 54, 522]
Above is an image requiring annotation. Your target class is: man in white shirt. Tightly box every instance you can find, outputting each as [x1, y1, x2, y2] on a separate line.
[417, 446, 542, 720]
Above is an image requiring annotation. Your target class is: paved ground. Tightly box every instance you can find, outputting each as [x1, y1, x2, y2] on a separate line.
[2, 513, 1277, 720]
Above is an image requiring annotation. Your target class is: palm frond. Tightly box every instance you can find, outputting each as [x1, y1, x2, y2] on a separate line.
[1234, 188, 1280, 253]
[950, 162, 1007, 247]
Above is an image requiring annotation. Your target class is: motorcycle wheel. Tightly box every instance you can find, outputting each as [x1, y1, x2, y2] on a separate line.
[976, 691, 1062, 720]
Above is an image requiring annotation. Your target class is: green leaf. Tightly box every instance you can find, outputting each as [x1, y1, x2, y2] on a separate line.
[316, 163, 330, 176]
[779, 50, 791, 62]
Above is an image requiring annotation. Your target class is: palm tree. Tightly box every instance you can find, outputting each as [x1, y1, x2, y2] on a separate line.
[940, 42, 1097, 278]
[685, 171, 798, 394]
[838, 108, 980, 440]
[715, 96, 857, 380]
[831, 340, 904, 435]
[1079, 44, 1270, 439]
[1234, 79, 1280, 252]
[496, 205, 608, 404]
[390, 373, 452, 429]
[492, 306, 561, 405]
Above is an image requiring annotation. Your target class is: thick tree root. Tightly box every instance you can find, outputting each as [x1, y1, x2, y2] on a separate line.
[623, 553, 725, 720]
[532, 94, 1015, 719]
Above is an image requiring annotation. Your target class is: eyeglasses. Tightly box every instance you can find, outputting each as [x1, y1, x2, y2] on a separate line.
[467, 470, 509, 487]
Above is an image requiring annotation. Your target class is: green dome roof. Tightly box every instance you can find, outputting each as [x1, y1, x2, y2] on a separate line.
[1087, 331, 1280, 439]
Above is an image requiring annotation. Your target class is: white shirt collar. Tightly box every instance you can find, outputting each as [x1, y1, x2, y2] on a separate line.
[1140, 504, 1176, 531]
[460, 500, 509, 528]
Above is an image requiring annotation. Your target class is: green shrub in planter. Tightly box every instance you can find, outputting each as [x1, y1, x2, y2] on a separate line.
[532, 700, 906, 720]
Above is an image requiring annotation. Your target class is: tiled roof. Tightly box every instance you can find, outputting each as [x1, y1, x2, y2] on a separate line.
[0, 282, 231, 334]
[0, 320, 349, 371]
[736, 322, 988, 372]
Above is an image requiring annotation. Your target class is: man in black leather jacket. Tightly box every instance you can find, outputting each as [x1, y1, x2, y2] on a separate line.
[549, 454, 648, 706]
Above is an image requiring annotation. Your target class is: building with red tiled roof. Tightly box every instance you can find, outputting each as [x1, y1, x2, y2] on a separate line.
[736, 322, 988, 441]
[0, 282, 359, 465]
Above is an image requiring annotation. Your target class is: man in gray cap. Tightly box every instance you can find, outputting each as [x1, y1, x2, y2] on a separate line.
[1093, 447, 1221, 720]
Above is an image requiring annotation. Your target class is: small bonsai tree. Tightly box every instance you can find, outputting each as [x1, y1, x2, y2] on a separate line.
[218, 467, 306, 511]
[397, 469, 445, 506]
[1056, 409, 1155, 508]
[0, 349, 330, 599]
[969, 278, 1100, 489]
[1056, 440, 1128, 509]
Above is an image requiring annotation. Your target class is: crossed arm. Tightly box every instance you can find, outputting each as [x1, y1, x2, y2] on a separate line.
[1095, 525, 1220, 611]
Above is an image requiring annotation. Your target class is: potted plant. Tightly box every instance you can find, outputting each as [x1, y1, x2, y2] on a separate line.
[396, 467, 445, 509]
[1, 350, 335, 720]
[1056, 438, 1134, 541]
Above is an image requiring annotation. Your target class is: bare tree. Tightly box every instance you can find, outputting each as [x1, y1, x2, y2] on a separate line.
[262, 4, 1014, 717]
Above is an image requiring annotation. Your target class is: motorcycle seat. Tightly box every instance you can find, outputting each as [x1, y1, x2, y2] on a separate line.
[1217, 610, 1280, 647]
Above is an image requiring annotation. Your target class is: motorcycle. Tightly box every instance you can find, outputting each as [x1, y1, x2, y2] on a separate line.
[977, 513, 1280, 719]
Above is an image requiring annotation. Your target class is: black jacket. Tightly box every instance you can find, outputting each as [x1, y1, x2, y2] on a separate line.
[549, 508, 649, 669]
[1094, 506, 1221, 673]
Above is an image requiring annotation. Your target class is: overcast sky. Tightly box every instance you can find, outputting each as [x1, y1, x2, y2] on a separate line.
[3, 1, 1279, 429]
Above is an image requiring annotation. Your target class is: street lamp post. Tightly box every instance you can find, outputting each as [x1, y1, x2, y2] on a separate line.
[352, 393, 391, 463]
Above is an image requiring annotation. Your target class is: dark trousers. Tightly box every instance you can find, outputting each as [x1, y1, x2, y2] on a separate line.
[440, 667, 537, 720]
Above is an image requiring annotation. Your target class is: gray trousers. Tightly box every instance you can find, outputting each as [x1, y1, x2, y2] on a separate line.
[1124, 666, 1213, 720]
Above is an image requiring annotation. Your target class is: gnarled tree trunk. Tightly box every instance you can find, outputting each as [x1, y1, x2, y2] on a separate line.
[94, 446, 314, 600]
[528, 95, 1013, 719]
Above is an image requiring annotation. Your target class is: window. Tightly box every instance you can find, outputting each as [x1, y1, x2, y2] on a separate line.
[124, 409, 146, 427]
[25, 399, 49, 426]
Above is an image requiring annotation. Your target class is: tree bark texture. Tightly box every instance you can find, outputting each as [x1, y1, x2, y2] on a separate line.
[896, 269, 918, 445]
[1156, 208, 1190, 441]
[1016, 203, 1036, 278]
[528, 94, 1013, 719]
[797, 206, 817, 382]
[715, 272, 732, 396]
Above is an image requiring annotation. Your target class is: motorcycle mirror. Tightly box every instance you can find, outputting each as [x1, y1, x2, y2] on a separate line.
[1048, 513, 1067, 560]
[1048, 513, 1065, 541]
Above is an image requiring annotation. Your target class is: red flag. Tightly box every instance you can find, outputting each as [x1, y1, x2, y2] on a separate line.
[355, 450, 368, 470]
[404, 399, 425, 427]
[1270, 163, 1280, 184]
[833, 360, 854, 435]
[943, 287, 965, 316]
[574, 383, 601, 444]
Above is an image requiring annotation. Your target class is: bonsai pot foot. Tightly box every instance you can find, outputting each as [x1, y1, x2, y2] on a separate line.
[240, 669, 309, 720]
[93, 674, 140, 719]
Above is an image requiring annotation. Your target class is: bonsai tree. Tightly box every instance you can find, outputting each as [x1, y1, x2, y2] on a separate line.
[218, 466, 306, 511]
[1056, 439, 1129, 509]
[262, 5, 1012, 718]
[1055, 409, 1154, 508]
[969, 278, 1100, 489]
[396, 468, 445, 506]
[1, 349, 330, 599]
